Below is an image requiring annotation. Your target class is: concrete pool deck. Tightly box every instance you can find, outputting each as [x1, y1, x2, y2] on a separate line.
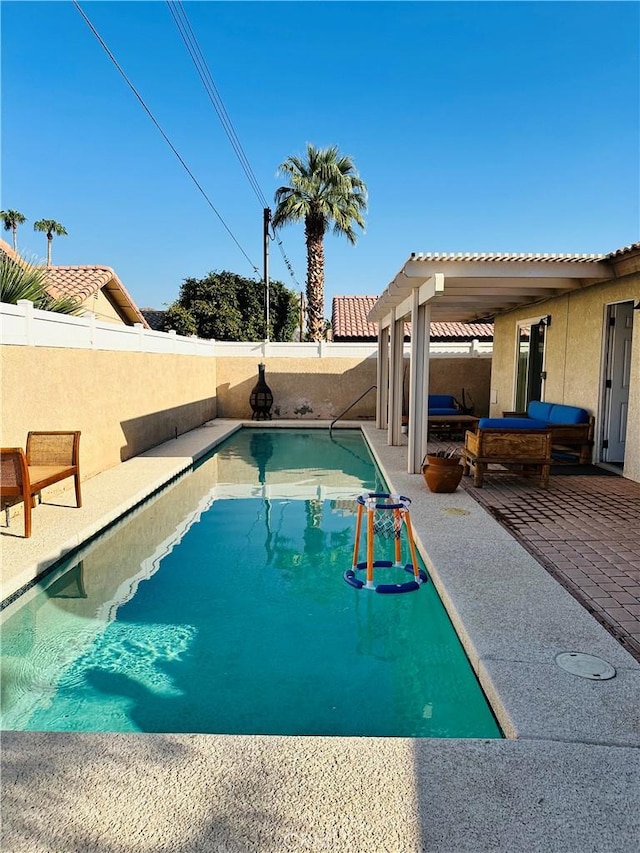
[1, 421, 639, 852]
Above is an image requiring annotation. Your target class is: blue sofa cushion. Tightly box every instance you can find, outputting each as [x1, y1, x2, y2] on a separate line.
[429, 394, 457, 408]
[528, 401, 554, 421]
[429, 407, 460, 416]
[478, 418, 547, 430]
[547, 403, 589, 424]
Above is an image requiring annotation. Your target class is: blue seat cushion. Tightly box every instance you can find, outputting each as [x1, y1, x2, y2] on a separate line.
[547, 404, 589, 424]
[478, 418, 547, 430]
[527, 401, 554, 421]
[429, 407, 460, 416]
[428, 394, 457, 408]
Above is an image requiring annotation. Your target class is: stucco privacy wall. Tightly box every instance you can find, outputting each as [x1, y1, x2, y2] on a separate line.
[0, 346, 217, 479]
[428, 357, 491, 416]
[1, 343, 491, 485]
[217, 356, 376, 419]
[490, 273, 640, 482]
[216, 356, 491, 419]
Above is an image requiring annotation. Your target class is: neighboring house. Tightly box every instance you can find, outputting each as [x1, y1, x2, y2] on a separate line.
[332, 295, 493, 342]
[0, 239, 149, 328]
[368, 245, 640, 482]
[140, 309, 167, 331]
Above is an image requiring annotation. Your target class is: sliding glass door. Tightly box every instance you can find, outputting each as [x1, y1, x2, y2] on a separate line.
[515, 321, 546, 411]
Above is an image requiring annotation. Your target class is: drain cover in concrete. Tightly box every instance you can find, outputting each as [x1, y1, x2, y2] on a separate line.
[555, 652, 616, 680]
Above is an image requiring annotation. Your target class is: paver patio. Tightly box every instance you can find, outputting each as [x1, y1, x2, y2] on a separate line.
[458, 463, 640, 662]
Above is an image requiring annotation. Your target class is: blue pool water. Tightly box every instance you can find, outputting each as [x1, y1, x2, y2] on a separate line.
[1, 429, 501, 738]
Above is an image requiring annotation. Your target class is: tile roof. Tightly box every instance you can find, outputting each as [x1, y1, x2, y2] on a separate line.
[427, 320, 495, 340]
[606, 241, 640, 259]
[0, 239, 25, 265]
[44, 266, 117, 302]
[140, 309, 167, 331]
[332, 296, 493, 341]
[0, 239, 148, 327]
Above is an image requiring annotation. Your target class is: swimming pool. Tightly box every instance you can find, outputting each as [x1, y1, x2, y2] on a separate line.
[0, 429, 501, 738]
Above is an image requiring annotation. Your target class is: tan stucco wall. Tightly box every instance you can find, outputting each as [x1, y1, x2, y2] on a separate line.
[0, 347, 217, 479]
[428, 357, 492, 417]
[490, 273, 640, 481]
[1, 347, 492, 484]
[217, 356, 492, 420]
[217, 357, 377, 419]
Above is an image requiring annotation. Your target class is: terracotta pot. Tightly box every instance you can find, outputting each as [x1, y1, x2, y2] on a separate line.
[422, 455, 463, 493]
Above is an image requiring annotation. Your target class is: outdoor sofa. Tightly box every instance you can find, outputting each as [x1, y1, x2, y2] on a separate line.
[428, 394, 460, 415]
[502, 401, 594, 464]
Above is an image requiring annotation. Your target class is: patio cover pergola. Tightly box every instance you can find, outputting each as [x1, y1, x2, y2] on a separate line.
[367, 252, 614, 473]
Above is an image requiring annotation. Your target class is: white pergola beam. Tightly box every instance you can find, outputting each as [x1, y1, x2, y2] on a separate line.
[402, 259, 612, 280]
[375, 274, 445, 329]
[367, 255, 614, 326]
[419, 273, 445, 302]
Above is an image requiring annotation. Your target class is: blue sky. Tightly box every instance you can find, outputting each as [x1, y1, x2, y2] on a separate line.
[2, 1, 639, 315]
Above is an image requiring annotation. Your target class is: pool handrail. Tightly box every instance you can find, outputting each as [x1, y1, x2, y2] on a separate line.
[329, 385, 377, 434]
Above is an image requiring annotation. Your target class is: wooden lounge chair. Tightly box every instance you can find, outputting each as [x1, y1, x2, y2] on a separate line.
[0, 431, 81, 537]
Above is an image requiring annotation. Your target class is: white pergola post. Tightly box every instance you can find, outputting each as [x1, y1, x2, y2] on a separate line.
[376, 325, 389, 429]
[408, 291, 431, 474]
[408, 274, 444, 466]
[387, 308, 405, 446]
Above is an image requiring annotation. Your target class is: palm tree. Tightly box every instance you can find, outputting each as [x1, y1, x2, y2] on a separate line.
[33, 219, 68, 266]
[1, 209, 27, 251]
[273, 144, 367, 341]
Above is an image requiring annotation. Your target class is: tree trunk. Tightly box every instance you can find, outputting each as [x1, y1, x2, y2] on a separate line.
[12, 226, 17, 252]
[305, 219, 325, 342]
[47, 235, 52, 267]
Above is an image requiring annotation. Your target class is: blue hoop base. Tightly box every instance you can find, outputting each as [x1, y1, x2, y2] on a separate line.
[344, 562, 428, 594]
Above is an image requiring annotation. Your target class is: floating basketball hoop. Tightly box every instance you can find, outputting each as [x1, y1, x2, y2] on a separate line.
[344, 493, 428, 594]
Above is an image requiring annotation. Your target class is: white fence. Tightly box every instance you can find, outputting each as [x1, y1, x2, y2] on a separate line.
[0, 301, 493, 358]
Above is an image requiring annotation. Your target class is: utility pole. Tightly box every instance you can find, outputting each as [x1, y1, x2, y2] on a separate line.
[263, 207, 271, 341]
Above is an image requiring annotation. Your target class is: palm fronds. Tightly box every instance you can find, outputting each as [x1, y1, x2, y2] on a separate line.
[0, 252, 81, 315]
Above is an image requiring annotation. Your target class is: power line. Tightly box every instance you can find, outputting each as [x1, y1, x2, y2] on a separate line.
[72, 0, 259, 274]
[165, 0, 301, 288]
[166, 1, 268, 209]
[274, 235, 301, 288]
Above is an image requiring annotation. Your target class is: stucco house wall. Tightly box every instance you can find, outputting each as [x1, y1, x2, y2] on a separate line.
[83, 290, 125, 324]
[491, 271, 639, 481]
